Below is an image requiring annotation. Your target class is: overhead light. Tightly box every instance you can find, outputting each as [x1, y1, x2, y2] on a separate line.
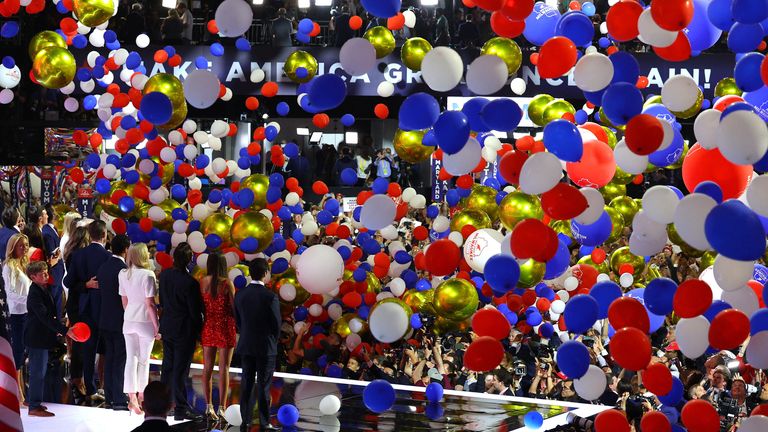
[345, 131, 358, 144]
[162, 0, 176, 8]
[315, 0, 332, 5]
[297, 128, 310, 136]
[252, 0, 264, 4]
[310, 132, 322, 142]
[298, 0, 310, 8]
[421, 0, 438, 5]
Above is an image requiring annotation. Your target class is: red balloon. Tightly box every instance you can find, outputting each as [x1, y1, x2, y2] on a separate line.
[673, 279, 713, 318]
[643, 363, 673, 397]
[425, 239, 461, 276]
[653, 32, 691, 62]
[374, 103, 389, 119]
[762, 55, 768, 87]
[609, 327, 651, 371]
[490, 11, 525, 38]
[71, 322, 91, 342]
[112, 218, 127, 235]
[608, 297, 650, 334]
[752, 403, 768, 417]
[590, 248, 607, 264]
[498, 150, 529, 185]
[463, 336, 505, 371]
[342, 292, 362, 308]
[579, 122, 609, 143]
[533, 226, 559, 262]
[312, 180, 329, 195]
[511, 219, 551, 260]
[606, 0, 643, 42]
[748, 279, 766, 308]
[566, 139, 616, 188]
[349, 15, 363, 30]
[538, 36, 577, 79]
[594, 409, 630, 432]
[618, 263, 634, 275]
[156, 252, 173, 270]
[713, 95, 745, 111]
[683, 143, 753, 200]
[472, 308, 512, 340]
[681, 399, 720, 432]
[640, 411, 671, 432]
[625, 114, 664, 155]
[541, 183, 588, 220]
[650, 0, 694, 32]
[501, 0, 534, 20]
[709, 309, 749, 350]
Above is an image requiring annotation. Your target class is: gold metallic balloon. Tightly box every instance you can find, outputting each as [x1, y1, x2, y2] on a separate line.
[153, 198, 178, 230]
[150, 340, 164, 360]
[602, 126, 618, 149]
[432, 316, 471, 335]
[668, 88, 703, 119]
[332, 313, 366, 338]
[363, 26, 396, 58]
[366, 271, 381, 293]
[467, 185, 499, 221]
[577, 254, 610, 275]
[498, 192, 543, 231]
[612, 166, 635, 184]
[610, 246, 646, 278]
[542, 99, 576, 125]
[143, 73, 187, 130]
[274, 269, 310, 306]
[527, 94, 554, 127]
[432, 278, 479, 322]
[202, 213, 233, 249]
[715, 77, 742, 97]
[191, 265, 206, 280]
[518, 259, 545, 289]
[480, 37, 522, 75]
[401, 37, 433, 71]
[643, 96, 663, 109]
[667, 224, 704, 257]
[550, 219, 573, 240]
[393, 129, 434, 163]
[73, 0, 115, 27]
[598, 107, 626, 131]
[600, 182, 626, 202]
[403, 288, 436, 315]
[605, 206, 625, 244]
[230, 211, 274, 253]
[97, 181, 137, 218]
[32, 48, 76, 89]
[231, 263, 250, 279]
[239, 173, 270, 210]
[700, 250, 716, 269]
[28, 31, 67, 60]
[450, 208, 492, 233]
[609, 196, 640, 225]
[192, 344, 203, 364]
[283, 50, 318, 83]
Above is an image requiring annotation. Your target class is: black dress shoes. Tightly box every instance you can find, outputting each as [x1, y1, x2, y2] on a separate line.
[174, 407, 204, 421]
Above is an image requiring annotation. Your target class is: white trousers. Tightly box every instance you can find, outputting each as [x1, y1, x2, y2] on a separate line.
[123, 321, 155, 394]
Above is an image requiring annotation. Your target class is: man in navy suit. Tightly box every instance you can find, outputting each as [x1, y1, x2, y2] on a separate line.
[130, 381, 174, 432]
[0, 207, 21, 262]
[42, 205, 64, 319]
[97, 234, 131, 410]
[63, 220, 111, 402]
[235, 258, 281, 431]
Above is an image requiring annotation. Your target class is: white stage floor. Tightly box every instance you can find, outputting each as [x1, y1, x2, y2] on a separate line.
[21, 403, 191, 432]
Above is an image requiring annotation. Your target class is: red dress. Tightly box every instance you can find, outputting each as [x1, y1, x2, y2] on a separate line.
[201, 281, 237, 348]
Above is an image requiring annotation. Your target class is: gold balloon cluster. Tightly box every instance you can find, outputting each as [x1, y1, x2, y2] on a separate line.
[73, 0, 115, 27]
[481, 37, 522, 75]
[230, 211, 274, 253]
[527, 94, 554, 126]
[143, 73, 187, 130]
[150, 199, 179, 230]
[450, 208, 492, 232]
[466, 185, 499, 221]
[518, 259, 546, 289]
[605, 206, 625, 244]
[403, 288, 435, 315]
[601, 182, 626, 202]
[239, 174, 270, 210]
[401, 37, 433, 71]
[284, 50, 318, 83]
[29, 31, 75, 89]
[609, 196, 640, 224]
[498, 192, 543, 231]
[202, 213, 233, 249]
[542, 99, 576, 124]
[364, 26, 396, 58]
[432, 278, 478, 322]
[393, 129, 434, 163]
[98, 181, 138, 218]
[332, 313, 367, 337]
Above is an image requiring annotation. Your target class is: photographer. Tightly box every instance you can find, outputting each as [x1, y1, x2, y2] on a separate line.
[528, 358, 555, 398]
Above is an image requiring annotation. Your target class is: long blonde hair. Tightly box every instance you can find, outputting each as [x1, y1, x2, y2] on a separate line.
[5, 233, 29, 276]
[62, 211, 82, 238]
[126, 243, 152, 277]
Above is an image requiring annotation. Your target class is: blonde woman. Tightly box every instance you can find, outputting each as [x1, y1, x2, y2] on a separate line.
[2, 233, 30, 403]
[119, 243, 160, 415]
[59, 212, 82, 260]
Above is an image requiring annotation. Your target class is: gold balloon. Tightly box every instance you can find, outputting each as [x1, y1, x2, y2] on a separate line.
[274, 269, 310, 306]
[598, 107, 626, 131]
[578, 255, 610, 275]
[202, 213, 233, 249]
[643, 96, 663, 109]
[32, 48, 76, 89]
[143, 73, 187, 130]
[150, 340, 164, 360]
[363, 26, 396, 58]
[610, 246, 646, 278]
[239, 174, 270, 210]
[467, 185, 499, 221]
[73, 0, 115, 27]
[153, 199, 178, 230]
[609, 196, 640, 224]
[668, 88, 703, 119]
[28, 31, 67, 60]
[605, 206, 625, 244]
[433, 278, 479, 321]
[231, 263, 250, 279]
[499, 192, 543, 231]
[518, 259, 545, 289]
[700, 250, 716, 269]
[602, 126, 618, 149]
[366, 271, 381, 293]
[450, 208, 492, 233]
[667, 224, 704, 257]
[97, 181, 137, 218]
[715, 77, 742, 97]
[403, 289, 436, 315]
[612, 166, 635, 184]
[542, 99, 576, 124]
[393, 129, 434, 163]
[192, 344, 203, 364]
[52, 204, 75, 233]
[191, 265, 206, 280]
[600, 182, 626, 202]
[550, 219, 573, 240]
[481, 37, 522, 75]
[283, 50, 318, 83]
[528, 94, 554, 127]
[230, 211, 274, 253]
[432, 316, 471, 335]
[332, 313, 366, 338]
[401, 37, 433, 71]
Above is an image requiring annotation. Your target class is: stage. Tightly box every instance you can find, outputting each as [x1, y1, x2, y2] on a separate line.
[21, 367, 609, 431]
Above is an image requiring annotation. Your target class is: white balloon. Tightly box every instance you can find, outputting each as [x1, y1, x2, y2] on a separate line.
[675, 316, 711, 359]
[0, 64, 21, 89]
[403, 10, 416, 28]
[694, 109, 721, 150]
[301, 221, 319, 236]
[550, 299, 565, 314]
[377, 81, 395, 97]
[309, 303, 323, 317]
[574, 365, 607, 400]
[481, 145, 498, 163]
[619, 273, 634, 288]
[615, 139, 649, 174]
[642, 185, 680, 224]
[443, 137, 481, 176]
[250, 68, 265, 83]
[410, 194, 427, 209]
[433, 215, 450, 232]
[737, 415, 768, 432]
[699, 266, 723, 301]
[135, 33, 150, 48]
[64, 97, 79, 112]
[184, 69, 221, 109]
[661, 75, 700, 112]
[193, 131, 208, 145]
[637, 8, 678, 47]
[510, 77, 526, 95]
[466, 55, 508, 96]
[673, 193, 716, 250]
[223, 404, 242, 426]
[448, 231, 464, 246]
[574, 187, 605, 225]
[717, 110, 768, 165]
[747, 174, 768, 217]
[564, 276, 579, 291]
[401, 187, 417, 202]
[360, 194, 396, 231]
[297, 245, 344, 294]
[746, 331, 768, 369]
[319, 395, 341, 416]
[339, 38, 377, 77]
[285, 192, 300, 206]
[519, 152, 562, 195]
[573, 53, 613, 92]
[389, 278, 406, 297]
[656, 117, 674, 151]
[629, 210, 668, 256]
[463, 228, 504, 273]
[210, 120, 229, 138]
[214, 0, 254, 37]
[421, 47, 464, 92]
[183, 144, 198, 160]
[368, 301, 410, 343]
[721, 285, 759, 317]
[713, 255, 755, 292]
[187, 231, 206, 254]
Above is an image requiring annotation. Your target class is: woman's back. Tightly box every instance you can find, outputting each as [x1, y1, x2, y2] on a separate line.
[200, 276, 236, 348]
[119, 267, 156, 323]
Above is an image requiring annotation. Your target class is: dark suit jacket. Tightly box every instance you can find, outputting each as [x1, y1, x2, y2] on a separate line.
[63, 242, 112, 322]
[42, 224, 64, 317]
[97, 256, 127, 333]
[25, 282, 68, 349]
[234, 282, 281, 357]
[130, 419, 173, 432]
[0, 226, 19, 261]
[158, 268, 203, 341]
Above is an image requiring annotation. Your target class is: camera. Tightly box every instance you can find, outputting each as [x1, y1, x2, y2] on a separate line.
[716, 396, 740, 430]
[513, 361, 527, 376]
[540, 363, 550, 371]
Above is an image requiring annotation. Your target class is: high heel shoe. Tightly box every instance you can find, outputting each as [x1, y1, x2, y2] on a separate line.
[71, 387, 86, 405]
[128, 402, 143, 416]
[205, 404, 219, 421]
[217, 407, 226, 421]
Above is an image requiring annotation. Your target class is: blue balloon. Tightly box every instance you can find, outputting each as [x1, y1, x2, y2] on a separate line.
[524, 2, 561, 46]
[556, 11, 594, 47]
[543, 120, 583, 162]
[574, 109, 589, 124]
[687, 0, 724, 51]
[1, 56, 14, 69]
[705, 300, 732, 322]
[694, 181, 723, 203]
[733, 0, 768, 24]
[705, 200, 767, 261]
[556, 340, 591, 379]
[265, 125, 278, 141]
[563, 295, 599, 334]
[544, 239, 570, 280]
[750, 309, 768, 335]
[590, 281, 623, 319]
[658, 377, 684, 406]
[571, 211, 612, 247]
[484, 255, 520, 295]
[754, 263, 768, 284]
[296, 32, 310, 44]
[423, 129, 438, 148]
[235, 37, 251, 51]
[361, 0, 401, 18]
[539, 322, 555, 338]
[735, 53, 766, 92]
[141, 92, 173, 125]
[708, 0, 737, 31]
[644, 278, 678, 316]
[341, 113, 355, 126]
[434, 111, 470, 155]
[601, 83, 643, 125]
[626, 288, 666, 333]
[649, 127, 684, 167]
[461, 98, 491, 132]
[1, 21, 19, 38]
[210, 43, 224, 56]
[363, 379, 395, 413]
[425, 402, 444, 421]
[399, 93, 440, 130]
[298, 18, 313, 34]
[743, 84, 768, 122]
[582, 2, 596, 16]
[609, 51, 640, 85]
[308, 74, 347, 111]
[526, 308, 543, 326]
[341, 168, 357, 185]
[728, 22, 763, 53]
[276, 102, 290, 116]
[524, 411, 544, 429]
[284, 142, 299, 158]
[410, 313, 422, 329]
[481, 99, 522, 131]
[425, 382, 443, 402]
[119, 196, 135, 213]
[277, 404, 299, 426]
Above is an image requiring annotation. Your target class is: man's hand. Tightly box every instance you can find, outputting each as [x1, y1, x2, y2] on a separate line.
[85, 276, 98, 289]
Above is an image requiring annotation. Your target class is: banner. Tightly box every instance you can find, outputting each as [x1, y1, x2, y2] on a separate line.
[76, 185, 95, 218]
[8, 174, 17, 206]
[430, 156, 449, 204]
[40, 168, 55, 206]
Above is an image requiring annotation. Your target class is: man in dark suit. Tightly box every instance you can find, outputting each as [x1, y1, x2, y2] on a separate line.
[96, 234, 131, 410]
[130, 381, 173, 432]
[0, 207, 21, 261]
[63, 220, 111, 403]
[42, 205, 64, 319]
[158, 243, 203, 421]
[236, 258, 281, 431]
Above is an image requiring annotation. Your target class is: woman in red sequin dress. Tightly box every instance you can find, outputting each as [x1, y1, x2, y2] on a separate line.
[199, 252, 236, 420]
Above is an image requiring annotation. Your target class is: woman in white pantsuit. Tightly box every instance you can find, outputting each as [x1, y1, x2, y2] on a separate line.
[119, 243, 160, 415]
